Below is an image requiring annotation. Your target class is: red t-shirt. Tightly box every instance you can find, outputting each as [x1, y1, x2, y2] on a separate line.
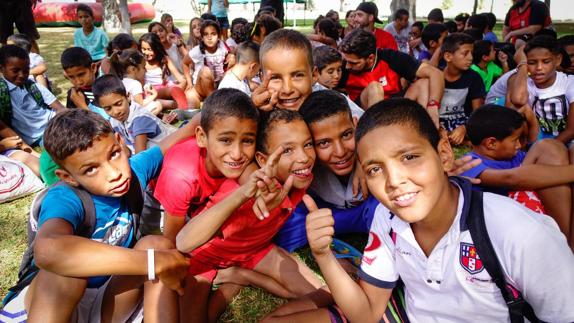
[504, 1, 551, 43]
[374, 28, 398, 51]
[154, 137, 226, 217]
[190, 179, 306, 262]
[344, 49, 420, 102]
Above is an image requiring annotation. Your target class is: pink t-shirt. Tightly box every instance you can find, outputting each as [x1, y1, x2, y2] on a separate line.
[154, 137, 226, 217]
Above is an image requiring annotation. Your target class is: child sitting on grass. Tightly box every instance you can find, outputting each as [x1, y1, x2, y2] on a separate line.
[440, 33, 485, 145]
[419, 23, 447, 67]
[109, 48, 163, 115]
[470, 40, 509, 92]
[218, 41, 260, 95]
[93, 75, 175, 154]
[1, 109, 196, 323]
[461, 104, 574, 249]
[73, 4, 109, 63]
[7, 34, 49, 88]
[176, 107, 323, 321]
[270, 98, 574, 322]
[0, 45, 65, 148]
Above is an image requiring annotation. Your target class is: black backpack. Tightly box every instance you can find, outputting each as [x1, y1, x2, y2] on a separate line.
[2, 172, 144, 306]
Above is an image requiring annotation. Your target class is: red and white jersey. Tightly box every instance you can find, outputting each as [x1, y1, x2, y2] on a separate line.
[359, 183, 574, 322]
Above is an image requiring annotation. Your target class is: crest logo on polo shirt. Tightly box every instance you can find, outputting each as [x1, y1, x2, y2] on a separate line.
[379, 76, 388, 86]
[460, 242, 484, 274]
[362, 232, 382, 265]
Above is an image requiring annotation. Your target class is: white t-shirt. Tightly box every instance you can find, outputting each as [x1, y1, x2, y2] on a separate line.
[527, 72, 574, 136]
[485, 69, 517, 104]
[218, 71, 251, 95]
[189, 41, 228, 83]
[309, 165, 363, 209]
[122, 77, 143, 98]
[384, 22, 411, 54]
[312, 83, 364, 119]
[28, 53, 46, 81]
[359, 181, 574, 322]
[166, 43, 184, 74]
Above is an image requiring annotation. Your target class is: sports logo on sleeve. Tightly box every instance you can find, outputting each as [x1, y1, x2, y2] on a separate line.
[460, 242, 484, 274]
[362, 231, 382, 265]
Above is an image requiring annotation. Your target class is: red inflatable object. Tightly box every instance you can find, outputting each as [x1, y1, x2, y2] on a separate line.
[33, 2, 156, 27]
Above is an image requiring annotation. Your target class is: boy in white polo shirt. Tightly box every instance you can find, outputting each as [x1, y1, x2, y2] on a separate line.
[300, 98, 574, 322]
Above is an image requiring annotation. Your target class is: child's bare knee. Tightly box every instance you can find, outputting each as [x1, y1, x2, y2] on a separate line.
[134, 235, 175, 250]
[533, 139, 569, 165]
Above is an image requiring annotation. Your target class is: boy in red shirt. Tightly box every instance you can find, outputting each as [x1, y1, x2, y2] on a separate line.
[175, 109, 323, 320]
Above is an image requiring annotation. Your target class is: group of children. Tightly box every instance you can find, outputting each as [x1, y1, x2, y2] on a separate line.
[0, 2, 573, 323]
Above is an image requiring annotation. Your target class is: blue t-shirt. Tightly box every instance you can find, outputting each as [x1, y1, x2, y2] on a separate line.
[460, 150, 526, 195]
[484, 31, 498, 43]
[38, 146, 163, 287]
[210, 0, 228, 17]
[73, 27, 109, 61]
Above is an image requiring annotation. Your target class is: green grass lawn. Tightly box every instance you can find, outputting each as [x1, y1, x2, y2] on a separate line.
[0, 19, 572, 320]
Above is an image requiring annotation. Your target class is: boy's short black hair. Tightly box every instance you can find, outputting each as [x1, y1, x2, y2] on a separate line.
[0, 44, 29, 65]
[455, 13, 470, 24]
[534, 28, 557, 40]
[412, 21, 424, 31]
[559, 35, 574, 47]
[313, 45, 342, 72]
[260, 29, 313, 71]
[339, 28, 376, 59]
[472, 40, 493, 64]
[7, 34, 32, 53]
[524, 35, 561, 55]
[236, 41, 260, 64]
[444, 20, 458, 33]
[394, 9, 409, 21]
[256, 108, 305, 153]
[317, 18, 339, 42]
[355, 98, 440, 150]
[421, 23, 447, 48]
[92, 75, 127, 105]
[467, 14, 487, 33]
[463, 28, 484, 41]
[76, 3, 94, 17]
[200, 88, 259, 133]
[427, 8, 444, 23]
[231, 17, 248, 29]
[44, 109, 114, 166]
[201, 12, 217, 22]
[466, 105, 525, 145]
[61, 47, 93, 70]
[441, 32, 475, 55]
[299, 90, 352, 126]
[483, 12, 496, 31]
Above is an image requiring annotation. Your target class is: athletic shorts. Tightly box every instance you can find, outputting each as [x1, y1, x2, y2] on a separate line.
[274, 195, 379, 252]
[188, 243, 274, 282]
[0, 1, 40, 43]
[0, 279, 110, 323]
[216, 16, 230, 29]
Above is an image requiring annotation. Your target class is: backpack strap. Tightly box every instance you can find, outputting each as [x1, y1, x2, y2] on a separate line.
[24, 80, 50, 110]
[466, 188, 540, 323]
[0, 78, 13, 126]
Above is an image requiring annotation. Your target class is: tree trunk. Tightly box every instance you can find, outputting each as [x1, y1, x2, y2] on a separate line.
[340, 0, 344, 12]
[102, 0, 121, 32]
[473, 0, 478, 14]
[118, 0, 131, 34]
[545, 0, 551, 9]
[390, 0, 416, 20]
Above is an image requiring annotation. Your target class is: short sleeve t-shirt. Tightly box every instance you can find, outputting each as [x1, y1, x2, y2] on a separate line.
[312, 83, 364, 119]
[439, 69, 485, 132]
[383, 23, 410, 54]
[4, 78, 56, 144]
[486, 69, 517, 104]
[38, 147, 164, 288]
[341, 49, 420, 102]
[154, 137, 227, 217]
[527, 72, 574, 137]
[210, 0, 228, 17]
[218, 71, 251, 95]
[470, 61, 503, 92]
[189, 41, 228, 83]
[374, 28, 398, 51]
[504, 1, 551, 43]
[359, 179, 574, 322]
[309, 164, 363, 209]
[110, 101, 175, 154]
[122, 77, 144, 98]
[460, 150, 526, 195]
[73, 27, 109, 61]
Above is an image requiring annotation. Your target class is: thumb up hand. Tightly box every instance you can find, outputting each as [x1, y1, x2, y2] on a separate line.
[304, 195, 335, 256]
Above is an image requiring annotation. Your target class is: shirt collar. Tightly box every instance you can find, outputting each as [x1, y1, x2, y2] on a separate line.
[2, 78, 19, 91]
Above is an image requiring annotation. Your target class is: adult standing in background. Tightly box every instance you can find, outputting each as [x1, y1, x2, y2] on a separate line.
[502, 0, 551, 45]
[260, 0, 284, 25]
[352, 2, 398, 51]
[0, 0, 40, 53]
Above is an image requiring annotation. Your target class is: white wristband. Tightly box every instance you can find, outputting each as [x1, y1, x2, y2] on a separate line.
[147, 249, 155, 281]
